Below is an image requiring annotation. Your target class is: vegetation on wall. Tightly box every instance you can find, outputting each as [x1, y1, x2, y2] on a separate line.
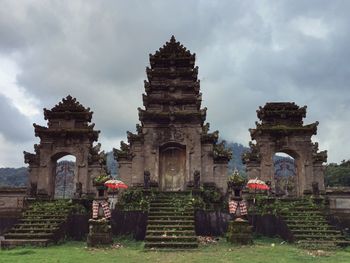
[117, 188, 152, 211]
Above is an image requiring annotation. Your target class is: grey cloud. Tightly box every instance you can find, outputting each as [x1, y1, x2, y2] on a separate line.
[0, 0, 350, 165]
[0, 94, 32, 142]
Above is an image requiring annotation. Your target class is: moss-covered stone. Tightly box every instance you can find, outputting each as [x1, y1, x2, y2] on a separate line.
[226, 220, 253, 245]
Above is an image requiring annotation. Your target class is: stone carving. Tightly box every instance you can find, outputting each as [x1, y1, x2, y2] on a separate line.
[156, 127, 184, 143]
[114, 141, 133, 161]
[242, 142, 261, 164]
[213, 140, 232, 163]
[88, 143, 106, 166]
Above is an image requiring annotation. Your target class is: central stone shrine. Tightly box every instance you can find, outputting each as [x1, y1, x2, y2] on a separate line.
[114, 36, 231, 192]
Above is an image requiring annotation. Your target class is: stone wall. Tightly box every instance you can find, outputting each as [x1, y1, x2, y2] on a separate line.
[326, 187, 350, 232]
[0, 187, 26, 235]
[0, 187, 26, 215]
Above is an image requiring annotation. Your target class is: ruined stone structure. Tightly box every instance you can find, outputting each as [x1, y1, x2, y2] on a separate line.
[24, 95, 106, 198]
[243, 102, 327, 196]
[114, 36, 231, 191]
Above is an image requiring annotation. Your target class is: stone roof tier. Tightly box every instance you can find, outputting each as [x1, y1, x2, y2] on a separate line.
[257, 102, 307, 127]
[44, 95, 93, 121]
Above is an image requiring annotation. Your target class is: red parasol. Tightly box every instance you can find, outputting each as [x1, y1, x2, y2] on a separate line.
[104, 179, 128, 189]
[247, 178, 270, 190]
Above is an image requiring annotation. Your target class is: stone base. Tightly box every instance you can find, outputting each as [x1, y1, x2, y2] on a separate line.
[86, 219, 112, 247]
[87, 233, 112, 247]
[226, 220, 253, 245]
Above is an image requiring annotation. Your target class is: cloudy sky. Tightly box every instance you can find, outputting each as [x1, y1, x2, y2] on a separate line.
[0, 0, 350, 167]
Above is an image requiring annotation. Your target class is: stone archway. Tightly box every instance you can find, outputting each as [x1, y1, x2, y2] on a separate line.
[273, 151, 297, 196]
[243, 102, 327, 196]
[53, 154, 76, 199]
[24, 95, 107, 199]
[159, 143, 186, 191]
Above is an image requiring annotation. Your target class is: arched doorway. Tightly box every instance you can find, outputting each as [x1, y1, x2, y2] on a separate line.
[54, 155, 76, 199]
[273, 152, 297, 196]
[159, 144, 186, 191]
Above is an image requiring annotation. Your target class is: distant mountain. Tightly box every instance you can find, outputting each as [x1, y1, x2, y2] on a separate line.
[106, 151, 118, 176]
[225, 142, 249, 175]
[0, 167, 28, 187]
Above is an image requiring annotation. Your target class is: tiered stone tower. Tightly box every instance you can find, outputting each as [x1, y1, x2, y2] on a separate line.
[243, 102, 327, 196]
[114, 36, 231, 191]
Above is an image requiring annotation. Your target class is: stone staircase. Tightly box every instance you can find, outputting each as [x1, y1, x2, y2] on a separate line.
[144, 191, 198, 250]
[1, 200, 73, 248]
[280, 199, 350, 249]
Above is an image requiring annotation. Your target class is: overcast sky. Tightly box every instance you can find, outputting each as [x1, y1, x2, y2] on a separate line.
[0, 0, 350, 167]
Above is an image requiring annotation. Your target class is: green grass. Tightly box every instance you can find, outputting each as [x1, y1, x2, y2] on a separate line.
[1, 237, 350, 263]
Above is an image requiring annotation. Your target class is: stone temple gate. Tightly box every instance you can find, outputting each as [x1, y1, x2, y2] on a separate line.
[114, 36, 232, 192]
[24, 95, 106, 198]
[243, 102, 327, 196]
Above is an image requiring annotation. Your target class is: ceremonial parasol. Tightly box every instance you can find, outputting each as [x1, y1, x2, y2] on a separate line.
[247, 178, 270, 191]
[246, 178, 270, 205]
[246, 178, 270, 230]
[104, 179, 128, 189]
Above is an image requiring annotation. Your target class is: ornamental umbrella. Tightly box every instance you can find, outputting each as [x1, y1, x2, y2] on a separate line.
[246, 178, 270, 230]
[104, 179, 128, 189]
[247, 178, 270, 205]
[247, 178, 270, 191]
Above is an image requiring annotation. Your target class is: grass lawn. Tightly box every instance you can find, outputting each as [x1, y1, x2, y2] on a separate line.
[1, 237, 350, 263]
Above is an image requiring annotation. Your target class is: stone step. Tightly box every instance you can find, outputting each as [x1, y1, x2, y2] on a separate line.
[146, 230, 195, 236]
[2, 200, 73, 248]
[21, 215, 67, 220]
[148, 211, 193, 216]
[280, 211, 323, 216]
[288, 225, 336, 230]
[145, 192, 197, 250]
[294, 234, 343, 240]
[282, 215, 325, 219]
[149, 207, 194, 212]
[145, 236, 197, 242]
[295, 240, 350, 249]
[4, 233, 54, 239]
[23, 211, 68, 216]
[13, 223, 60, 228]
[147, 225, 195, 230]
[287, 207, 320, 211]
[0, 239, 51, 249]
[148, 215, 194, 220]
[144, 241, 198, 249]
[291, 229, 341, 235]
[153, 195, 192, 199]
[9, 228, 59, 234]
[285, 220, 328, 224]
[150, 203, 187, 208]
[147, 220, 194, 225]
[20, 218, 65, 224]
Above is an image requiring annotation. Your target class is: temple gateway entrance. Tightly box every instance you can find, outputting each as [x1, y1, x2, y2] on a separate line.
[243, 102, 327, 196]
[24, 96, 107, 198]
[160, 145, 186, 191]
